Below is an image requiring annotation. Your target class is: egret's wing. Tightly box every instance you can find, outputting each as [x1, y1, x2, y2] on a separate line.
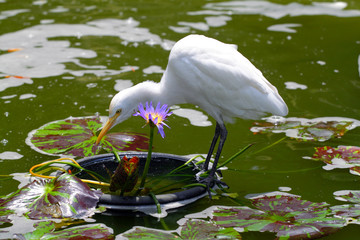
[166, 35, 288, 121]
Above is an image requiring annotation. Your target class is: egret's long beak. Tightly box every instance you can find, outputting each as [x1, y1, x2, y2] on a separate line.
[96, 113, 120, 145]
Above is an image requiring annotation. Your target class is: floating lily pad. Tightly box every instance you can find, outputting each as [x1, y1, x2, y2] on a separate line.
[1, 173, 102, 219]
[121, 219, 241, 239]
[26, 116, 149, 157]
[212, 192, 345, 239]
[251, 116, 359, 142]
[122, 227, 177, 240]
[17, 222, 114, 240]
[312, 146, 360, 176]
[179, 219, 241, 239]
[334, 190, 360, 204]
[0, 206, 13, 226]
[331, 190, 360, 224]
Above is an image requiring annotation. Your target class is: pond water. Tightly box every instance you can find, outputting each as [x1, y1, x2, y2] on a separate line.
[1, 0, 360, 238]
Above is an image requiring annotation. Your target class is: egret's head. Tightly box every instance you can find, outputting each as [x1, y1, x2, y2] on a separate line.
[96, 91, 138, 144]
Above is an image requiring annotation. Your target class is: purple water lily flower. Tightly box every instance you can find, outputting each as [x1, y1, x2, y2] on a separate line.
[134, 102, 172, 138]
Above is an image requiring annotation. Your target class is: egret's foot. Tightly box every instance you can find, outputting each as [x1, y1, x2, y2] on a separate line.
[200, 175, 228, 199]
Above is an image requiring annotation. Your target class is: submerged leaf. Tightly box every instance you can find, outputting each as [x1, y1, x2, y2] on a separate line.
[251, 116, 359, 142]
[0, 173, 102, 219]
[18, 222, 114, 240]
[27, 116, 149, 157]
[212, 192, 345, 239]
[312, 146, 360, 176]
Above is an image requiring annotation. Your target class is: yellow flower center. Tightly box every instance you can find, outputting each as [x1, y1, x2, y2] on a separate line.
[146, 113, 163, 125]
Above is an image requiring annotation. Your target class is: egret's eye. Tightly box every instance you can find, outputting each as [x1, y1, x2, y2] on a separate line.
[116, 109, 122, 114]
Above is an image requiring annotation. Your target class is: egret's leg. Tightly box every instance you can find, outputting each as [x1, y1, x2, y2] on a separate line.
[202, 123, 228, 198]
[203, 123, 221, 171]
[208, 123, 227, 180]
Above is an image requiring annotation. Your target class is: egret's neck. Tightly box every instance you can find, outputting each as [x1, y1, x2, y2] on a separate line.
[132, 77, 184, 107]
[126, 81, 168, 107]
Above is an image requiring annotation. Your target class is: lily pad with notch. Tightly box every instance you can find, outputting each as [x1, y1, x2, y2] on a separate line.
[26, 116, 149, 157]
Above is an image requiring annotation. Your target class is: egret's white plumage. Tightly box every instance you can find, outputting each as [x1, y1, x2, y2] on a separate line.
[97, 34, 288, 191]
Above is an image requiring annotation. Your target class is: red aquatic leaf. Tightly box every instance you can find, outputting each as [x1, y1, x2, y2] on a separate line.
[109, 156, 140, 192]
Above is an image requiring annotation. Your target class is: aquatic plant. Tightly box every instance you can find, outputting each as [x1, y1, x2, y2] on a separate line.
[133, 101, 172, 191]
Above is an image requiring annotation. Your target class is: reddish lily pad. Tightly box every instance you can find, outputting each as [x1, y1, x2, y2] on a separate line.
[26, 116, 149, 157]
[312, 146, 360, 176]
[1, 173, 102, 219]
[212, 192, 345, 239]
[251, 117, 359, 142]
[121, 219, 241, 239]
[17, 222, 114, 240]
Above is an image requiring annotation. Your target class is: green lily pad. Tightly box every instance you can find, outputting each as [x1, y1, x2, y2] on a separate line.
[26, 116, 149, 157]
[312, 146, 360, 176]
[122, 227, 177, 240]
[179, 219, 241, 239]
[17, 222, 114, 240]
[121, 219, 241, 239]
[212, 192, 345, 239]
[251, 117, 359, 142]
[1, 173, 102, 219]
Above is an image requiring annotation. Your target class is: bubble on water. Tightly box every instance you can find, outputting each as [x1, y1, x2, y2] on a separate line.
[317, 60, 326, 66]
[86, 83, 97, 89]
[1, 139, 8, 146]
[285, 81, 307, 90]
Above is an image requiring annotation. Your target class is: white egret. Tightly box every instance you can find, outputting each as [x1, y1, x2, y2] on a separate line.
[96, 34, 288, 192]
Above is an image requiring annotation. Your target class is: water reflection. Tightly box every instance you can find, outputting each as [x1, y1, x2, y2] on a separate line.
[0, 77, 33, 92]
[0, 18, 173, 78]
[190, 1, 360, 19]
